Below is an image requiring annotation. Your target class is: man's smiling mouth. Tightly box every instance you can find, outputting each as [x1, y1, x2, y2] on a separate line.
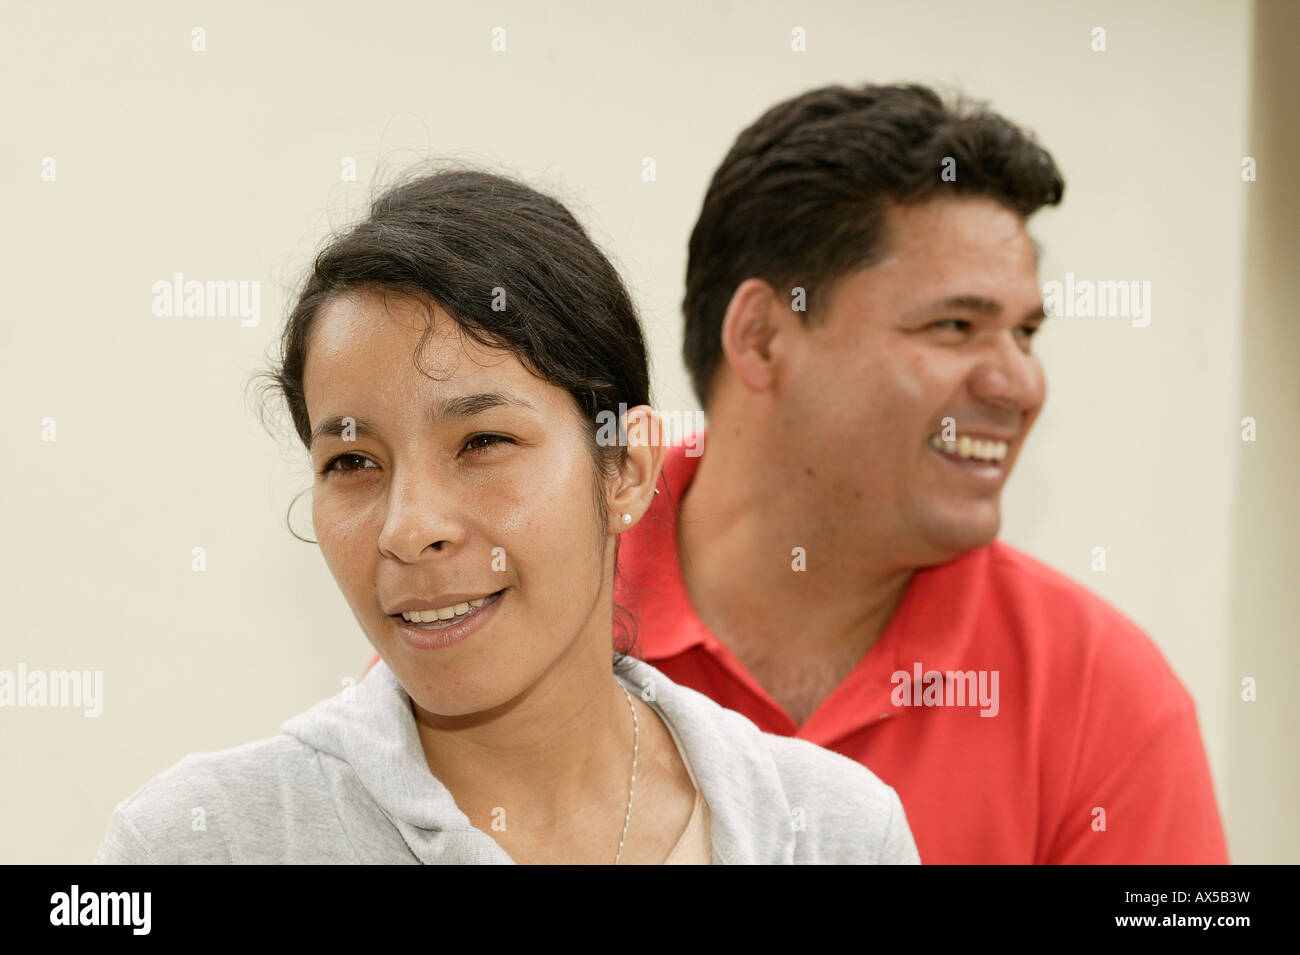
[927, 433, 1009, 463]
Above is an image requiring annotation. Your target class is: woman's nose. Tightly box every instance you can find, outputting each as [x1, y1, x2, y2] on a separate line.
[376, 471, 467, 563]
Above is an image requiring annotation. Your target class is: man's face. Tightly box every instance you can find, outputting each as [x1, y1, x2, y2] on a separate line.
[783, 196, 1047, 565]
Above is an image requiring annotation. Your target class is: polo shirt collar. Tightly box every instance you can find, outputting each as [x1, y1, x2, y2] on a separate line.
[624, 428, 989, 732]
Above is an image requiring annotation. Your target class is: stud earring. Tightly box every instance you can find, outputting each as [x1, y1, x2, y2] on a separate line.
[621, 513, 632, 524]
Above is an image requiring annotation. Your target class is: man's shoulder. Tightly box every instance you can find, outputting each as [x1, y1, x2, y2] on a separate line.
[983, 540, 1135, 616]
[978, 540, 1194, 711]
[983, 541, 1151, 641]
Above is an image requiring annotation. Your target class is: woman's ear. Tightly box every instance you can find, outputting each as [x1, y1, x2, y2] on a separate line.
[609, 404, 666, 532]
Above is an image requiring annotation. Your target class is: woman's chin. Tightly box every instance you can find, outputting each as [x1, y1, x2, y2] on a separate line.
[406, 683, 520, 721]
[386, 653, 529, 720]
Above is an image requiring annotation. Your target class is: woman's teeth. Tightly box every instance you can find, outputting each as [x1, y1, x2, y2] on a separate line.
[401, 591, 502, 626]
[928, 433, 1009, 462]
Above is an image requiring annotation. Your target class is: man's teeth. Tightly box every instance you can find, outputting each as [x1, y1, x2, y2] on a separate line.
[928, 433, 1009, 462]
[401, 594, 495, 624]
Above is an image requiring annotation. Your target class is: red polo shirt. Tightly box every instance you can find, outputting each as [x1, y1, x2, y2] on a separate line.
[615, 431, 1229, 864]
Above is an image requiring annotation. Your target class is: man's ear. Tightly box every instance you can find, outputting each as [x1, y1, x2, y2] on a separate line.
[609, 405, 666, 532]
[720, 277, 785, 394]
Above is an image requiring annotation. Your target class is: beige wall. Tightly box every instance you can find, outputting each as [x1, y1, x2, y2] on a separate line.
[1227, 0, 1300, 865]
[1, 0, 1289, 863]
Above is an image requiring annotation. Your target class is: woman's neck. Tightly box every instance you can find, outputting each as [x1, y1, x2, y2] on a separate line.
[412, 639, 636, 839]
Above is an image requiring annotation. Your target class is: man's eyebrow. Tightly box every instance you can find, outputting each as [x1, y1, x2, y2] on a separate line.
[904, 294, 1047, 324]
[309, 391, 536, 446]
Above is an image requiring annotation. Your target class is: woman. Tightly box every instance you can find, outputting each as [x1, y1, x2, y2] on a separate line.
[93, 167, 920, 864]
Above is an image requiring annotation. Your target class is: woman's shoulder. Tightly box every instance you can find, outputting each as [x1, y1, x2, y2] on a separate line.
[757, 732, 919, 862]
[93, 734, 344, 864]
[620, 657, 921, 864]
[720, 716, 920, 864]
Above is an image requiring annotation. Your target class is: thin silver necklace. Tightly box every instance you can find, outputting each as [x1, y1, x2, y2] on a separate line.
[614, 682, 639, 864]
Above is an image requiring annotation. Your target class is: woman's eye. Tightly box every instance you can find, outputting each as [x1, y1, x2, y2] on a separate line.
[320, 453, 375, 476]
[318, 436, 512, 475]
[461, 433, 513, 455]
[1014, 323, 1042, 339]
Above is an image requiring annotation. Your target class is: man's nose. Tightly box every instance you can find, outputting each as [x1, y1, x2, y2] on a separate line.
[376, 470, 466, 563]
[969, 333, 1045, 413]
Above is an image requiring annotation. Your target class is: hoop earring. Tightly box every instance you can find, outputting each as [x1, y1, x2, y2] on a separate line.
[287, 487, 318, 545]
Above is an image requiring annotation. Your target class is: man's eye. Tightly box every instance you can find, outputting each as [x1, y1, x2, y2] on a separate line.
[929, 319, 970, 332]
[1014, 323, 1042, 339]
[319, 453, 376, 476]
[461, 433, 513, 455]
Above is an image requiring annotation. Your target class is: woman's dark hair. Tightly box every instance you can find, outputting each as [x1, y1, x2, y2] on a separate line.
[682, 82, 1066, 407]
[252, 164, 654, 667]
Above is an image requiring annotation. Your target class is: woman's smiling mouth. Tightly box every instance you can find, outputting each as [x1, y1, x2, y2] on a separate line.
[395, 589, 506, 628]
[390, 589, 507, 650]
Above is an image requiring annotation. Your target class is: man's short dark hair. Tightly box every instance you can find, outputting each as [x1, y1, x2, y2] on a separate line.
[681, 82, 1065, 407]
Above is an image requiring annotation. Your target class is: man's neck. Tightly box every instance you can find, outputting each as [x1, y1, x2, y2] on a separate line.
[677, 429, 914, 695]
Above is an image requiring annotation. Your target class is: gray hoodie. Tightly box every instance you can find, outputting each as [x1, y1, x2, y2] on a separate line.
[93, 655, 920, 864]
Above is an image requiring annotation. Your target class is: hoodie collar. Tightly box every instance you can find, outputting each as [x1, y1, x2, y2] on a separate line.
[281, 660, 512, 864]
[614, 655, 795, 864]
[284, 654, 796, 865]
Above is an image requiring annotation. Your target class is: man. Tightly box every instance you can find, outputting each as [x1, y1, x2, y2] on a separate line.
[615, 83, 1228, 863]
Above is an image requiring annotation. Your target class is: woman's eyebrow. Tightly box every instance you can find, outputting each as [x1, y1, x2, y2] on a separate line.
[438, 391, 536, 420]
[310, 391, 537, 447]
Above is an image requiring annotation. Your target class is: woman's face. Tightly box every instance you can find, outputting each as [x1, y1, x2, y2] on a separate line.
[303, 289, 616, 717]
